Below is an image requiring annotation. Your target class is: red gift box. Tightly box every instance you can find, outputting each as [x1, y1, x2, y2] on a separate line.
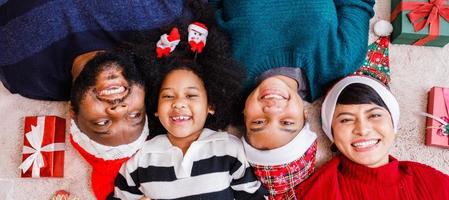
[425, 87, 449, 148]
[19, 116, 66, 178]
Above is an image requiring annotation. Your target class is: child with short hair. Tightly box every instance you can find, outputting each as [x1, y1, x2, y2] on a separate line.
[108, 10, 266, 199]
[211, 0, 376, 199]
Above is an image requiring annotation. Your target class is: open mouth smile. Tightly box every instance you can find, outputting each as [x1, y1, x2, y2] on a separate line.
[351, 139, 380, 151]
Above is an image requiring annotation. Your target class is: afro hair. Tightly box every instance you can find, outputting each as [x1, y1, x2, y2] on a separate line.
[122, 0, 246, 136]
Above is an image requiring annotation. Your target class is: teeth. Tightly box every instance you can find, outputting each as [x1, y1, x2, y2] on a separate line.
[171, 116, 191, 121]
[262, 94, 284, 100]
[99, 86, 125, 96]
[352, 139, 379, 148]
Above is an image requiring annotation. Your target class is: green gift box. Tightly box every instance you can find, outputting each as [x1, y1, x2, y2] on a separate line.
[391, 0, 449, 47]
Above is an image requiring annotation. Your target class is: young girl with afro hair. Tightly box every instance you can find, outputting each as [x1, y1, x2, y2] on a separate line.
[108, 1, 266, 199]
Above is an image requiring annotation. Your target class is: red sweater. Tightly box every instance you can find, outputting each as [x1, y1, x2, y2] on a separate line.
[296, 155, 449, 200]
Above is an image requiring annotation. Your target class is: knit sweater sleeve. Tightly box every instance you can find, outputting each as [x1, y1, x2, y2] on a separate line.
[228, 136, 267, 199]
[0, 0, 186, 101]
[213, 0, 375, 101]
[331, 0, 375, 79]
[108, 153, 144, 200]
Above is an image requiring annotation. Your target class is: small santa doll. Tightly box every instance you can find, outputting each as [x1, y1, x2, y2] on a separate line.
[156, 27, 181, 58]
[188, 22, 208, 53]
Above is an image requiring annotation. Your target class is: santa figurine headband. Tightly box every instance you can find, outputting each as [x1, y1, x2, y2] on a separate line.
[188, 22, 208, 53]
[156, 27, 181, 58]
[155, 22, 209, 58]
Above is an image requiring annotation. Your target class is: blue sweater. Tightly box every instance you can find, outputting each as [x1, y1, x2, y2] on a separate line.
[212, 0, 375, 101]
[0, 0, 187, 100]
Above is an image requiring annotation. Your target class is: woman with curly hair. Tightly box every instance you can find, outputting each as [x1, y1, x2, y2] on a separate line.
[108, 4, 266, 199]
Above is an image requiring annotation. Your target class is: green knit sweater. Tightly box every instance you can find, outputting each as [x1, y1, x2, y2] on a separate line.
[212, 0, 375, 101]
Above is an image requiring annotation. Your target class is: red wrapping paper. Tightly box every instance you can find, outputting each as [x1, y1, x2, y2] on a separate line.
[20, 116, 66, 178]
[425, 87, 449, 148]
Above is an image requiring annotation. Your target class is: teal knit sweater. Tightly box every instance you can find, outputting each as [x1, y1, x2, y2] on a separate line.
[212, 0, 375, 101]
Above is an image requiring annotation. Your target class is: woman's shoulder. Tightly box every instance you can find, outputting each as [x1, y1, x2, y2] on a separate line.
[399, 160, 449, 179]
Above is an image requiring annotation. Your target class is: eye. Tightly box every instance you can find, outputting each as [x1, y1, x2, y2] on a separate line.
[252, 120, 265, 125]
[187, 94, 199, 98]
[95, 120, 109, 126]
[369, 113, 382, 119]
[161, 94, 174, 99]
[339, 118, 353, 123]
[281, 121, 294, 126]
[129, 112, 142, 119]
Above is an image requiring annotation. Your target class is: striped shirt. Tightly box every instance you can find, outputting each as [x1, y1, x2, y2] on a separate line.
[109, 128, 266, 200]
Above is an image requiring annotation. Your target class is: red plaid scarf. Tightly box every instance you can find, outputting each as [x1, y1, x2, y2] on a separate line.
[252, 141, 317, 200]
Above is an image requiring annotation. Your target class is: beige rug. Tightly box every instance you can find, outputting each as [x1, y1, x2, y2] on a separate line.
[1, 1, 448, 199]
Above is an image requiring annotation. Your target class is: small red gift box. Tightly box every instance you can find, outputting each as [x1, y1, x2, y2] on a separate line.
[425, 87, 449, 148]
[19, 116, 66, 178]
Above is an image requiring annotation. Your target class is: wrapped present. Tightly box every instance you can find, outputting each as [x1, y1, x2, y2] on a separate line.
[19, 116, 66, 178]
[424, 87, 449, 148]
[390, 0, 449, 47]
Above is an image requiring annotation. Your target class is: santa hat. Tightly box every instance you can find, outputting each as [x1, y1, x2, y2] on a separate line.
[167, 27, 180, 42]
[188, 22, 208, 35]
[354, 38, 390, 86]
[354, 20, 393, 85]
[160, 27, 180, 44]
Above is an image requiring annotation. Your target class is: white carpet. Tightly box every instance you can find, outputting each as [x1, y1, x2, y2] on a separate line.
[1, 1, 448, 199]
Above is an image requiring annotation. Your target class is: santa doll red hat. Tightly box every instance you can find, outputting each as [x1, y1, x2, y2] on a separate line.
[188, 22, 209, 53]
[156, 27, 181, 58]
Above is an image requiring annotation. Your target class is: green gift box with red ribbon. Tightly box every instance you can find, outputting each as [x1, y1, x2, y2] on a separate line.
[425, 87, 449, 148]
[391, 0, 449, 47]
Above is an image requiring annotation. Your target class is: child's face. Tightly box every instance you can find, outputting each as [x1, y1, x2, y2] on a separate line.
[332, 103, 395, 168]
[157, 69, 213, 140]
[244, 75, 305, 150]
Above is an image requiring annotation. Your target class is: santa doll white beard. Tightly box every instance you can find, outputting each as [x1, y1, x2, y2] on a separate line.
[70, 117, 149, 160]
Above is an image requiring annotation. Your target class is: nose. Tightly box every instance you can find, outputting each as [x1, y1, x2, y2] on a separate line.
[353, 118, 371, 136]
[262, 100, 284, 114]
[172, 98, 187, 109]
[106, 103, 128, 117]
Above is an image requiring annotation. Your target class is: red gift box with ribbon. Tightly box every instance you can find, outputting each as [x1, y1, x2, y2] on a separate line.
[424, 87, 449, 148]
[19, 116, 66, 178]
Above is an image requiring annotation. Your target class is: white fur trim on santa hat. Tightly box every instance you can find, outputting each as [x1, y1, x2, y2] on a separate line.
[188, 23, 208, 35]
[321, 76, 400, 142]
[242, 122, 317, 166]
[70, 117, 149, 160]
[374, 20, 393, 37]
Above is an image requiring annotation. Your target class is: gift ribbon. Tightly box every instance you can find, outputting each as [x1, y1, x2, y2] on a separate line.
[19, 117, 65, 177]
[391, 0, 449, 46]
[421, 88, 449, 137]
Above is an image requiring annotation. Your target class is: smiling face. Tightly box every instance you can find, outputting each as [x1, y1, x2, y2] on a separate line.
[243, 75, 305, 150]
[156, 69, 213, 148]
[332, 103, 395, 168]
[73, 66, 146, 146]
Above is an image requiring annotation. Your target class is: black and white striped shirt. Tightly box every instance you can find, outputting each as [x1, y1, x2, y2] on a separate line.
[109, 128, 266, 200]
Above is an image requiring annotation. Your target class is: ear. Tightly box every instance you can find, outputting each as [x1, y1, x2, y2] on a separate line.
[208, 106, 215, 115]
[68, 102, 76, 120]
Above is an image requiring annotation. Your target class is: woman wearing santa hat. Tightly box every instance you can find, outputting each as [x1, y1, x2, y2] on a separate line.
[295, 74, 449, 199]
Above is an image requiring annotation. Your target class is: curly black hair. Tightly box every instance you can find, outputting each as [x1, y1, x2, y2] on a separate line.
[123, 0, 246, 136]
[70, 51, 145, 114]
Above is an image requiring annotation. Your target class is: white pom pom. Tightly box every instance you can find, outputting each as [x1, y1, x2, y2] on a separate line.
[374, 20, 393, 36]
